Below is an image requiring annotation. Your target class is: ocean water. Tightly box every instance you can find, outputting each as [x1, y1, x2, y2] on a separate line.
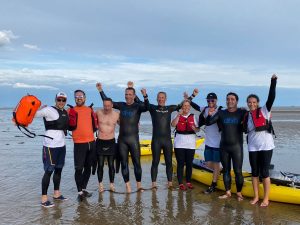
[1, 108, 300, 225]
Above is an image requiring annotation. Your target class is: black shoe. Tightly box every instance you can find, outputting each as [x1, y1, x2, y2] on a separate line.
[204, 186, 216, 194]
[82, 190, 92, 198]
[77, 194, 85, 202]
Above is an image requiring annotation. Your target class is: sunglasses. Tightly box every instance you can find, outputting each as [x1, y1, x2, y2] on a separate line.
[56, 98, 66, 102]
[75, 95, 84, 99]
[207, 99, 216, 103]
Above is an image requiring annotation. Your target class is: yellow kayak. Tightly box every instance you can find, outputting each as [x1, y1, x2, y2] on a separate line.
[139, 138, 205, 156]
[173, 153, 300, 205]
[191, 164, 300, 205]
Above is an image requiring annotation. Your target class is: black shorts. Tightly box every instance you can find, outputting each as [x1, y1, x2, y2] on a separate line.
[74, 141, 96, 170]
[96, 138, 116, 156]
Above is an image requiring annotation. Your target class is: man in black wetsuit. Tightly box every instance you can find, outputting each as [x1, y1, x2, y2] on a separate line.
[96, 82, 148, 193]
[206, 92, 247, 201]
[146, 91, 181, 189]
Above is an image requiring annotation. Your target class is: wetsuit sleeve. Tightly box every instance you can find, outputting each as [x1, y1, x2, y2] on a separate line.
[190, 101, 201, 112]
[266, 78, 277, 112]
[99, 90, 108, 101]
[99, 91, 121, 109]
[134, 95, 142, 103]
[168, 104, 180, 112]
[138, 97, 149, 112]
[205, 111, 219, 126]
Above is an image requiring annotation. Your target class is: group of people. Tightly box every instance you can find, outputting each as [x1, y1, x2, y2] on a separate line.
[34, 75, 277, 208]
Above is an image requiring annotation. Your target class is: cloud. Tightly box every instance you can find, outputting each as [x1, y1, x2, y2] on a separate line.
[0, 30, 18, 47]
[23, 44, 41, 51]
[12, 82, 58, 90]
[0, 60, 299, 89]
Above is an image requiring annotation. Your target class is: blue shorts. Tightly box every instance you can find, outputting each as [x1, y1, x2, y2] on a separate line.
[42, 146, 66, 172]
[204, 145, 220, 163]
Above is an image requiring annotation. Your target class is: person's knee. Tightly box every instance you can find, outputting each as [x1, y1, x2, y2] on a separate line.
[261, 169, 269, 179]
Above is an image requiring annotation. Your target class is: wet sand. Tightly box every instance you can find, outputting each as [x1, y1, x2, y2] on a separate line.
[1, 109, 300, 225]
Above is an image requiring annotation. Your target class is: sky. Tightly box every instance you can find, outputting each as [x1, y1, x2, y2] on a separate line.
[1, 0, 300, 107]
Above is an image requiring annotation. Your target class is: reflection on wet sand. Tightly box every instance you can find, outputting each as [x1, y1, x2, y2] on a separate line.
[1, 109, 300, 224]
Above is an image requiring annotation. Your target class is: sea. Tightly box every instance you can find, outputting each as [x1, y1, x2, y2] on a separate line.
[0, 108, 300, 225]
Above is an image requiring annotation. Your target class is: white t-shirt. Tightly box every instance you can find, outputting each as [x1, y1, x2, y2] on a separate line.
[247, 105, 275, 152]
[173, 113, 199, 149]
[201, 107, 221, 148]
[35, 106, 66, 148]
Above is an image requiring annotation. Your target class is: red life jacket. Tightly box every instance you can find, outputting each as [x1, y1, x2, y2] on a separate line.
[67, 103, 98, 132]
[243, 107, 271, 133]
[176, 114, 196, 134]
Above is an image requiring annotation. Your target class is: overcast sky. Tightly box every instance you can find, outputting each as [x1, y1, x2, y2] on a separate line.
[1, 0, 300, 107]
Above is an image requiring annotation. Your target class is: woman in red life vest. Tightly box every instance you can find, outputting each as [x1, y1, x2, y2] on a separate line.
[171, 100, 199, 190]
[245, 74, 277, 207]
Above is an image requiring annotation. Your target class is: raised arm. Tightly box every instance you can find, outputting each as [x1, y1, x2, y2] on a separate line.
[96, 82, 122, 109]
[187, 88, 201, 111]
[266, 74, 277, 111]
[138, 88, 149, 112]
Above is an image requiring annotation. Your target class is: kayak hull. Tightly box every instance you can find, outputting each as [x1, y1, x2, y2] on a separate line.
[139, 138, 204, 156]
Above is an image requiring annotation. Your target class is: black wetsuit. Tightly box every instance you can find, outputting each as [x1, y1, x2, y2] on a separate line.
[148, 104, 180, 182]
[100, 91, 148, 183]
[206, 108, 247, 192]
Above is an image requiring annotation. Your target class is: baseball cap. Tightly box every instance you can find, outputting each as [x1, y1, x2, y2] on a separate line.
[56, 92, 67, 99]
[206, 92, 217, 99]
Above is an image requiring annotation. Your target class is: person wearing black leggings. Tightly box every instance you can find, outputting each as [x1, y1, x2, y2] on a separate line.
[147, 91, 181, 189]
[245, 74, 277, 207]
[206, 92, 247, 200]
[171, 100, 199, 190]
[96, 83, 148, 193]
[35, 92, 69, 207]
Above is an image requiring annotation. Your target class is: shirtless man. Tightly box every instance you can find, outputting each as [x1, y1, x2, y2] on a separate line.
[96, 98, 119, 192]
[96, 82, 148, 193]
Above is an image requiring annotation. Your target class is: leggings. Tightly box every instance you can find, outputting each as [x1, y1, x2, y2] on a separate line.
[42, 168, 62, 195]
[220, 145, 244, 192]
[249, 150, 273, 178]
[97, 155, 115, 183]
[151, 138, 173, 182]
[118, 136, 142, 183]
[174, 148, 195, 184]
[75, 167, 91, 192]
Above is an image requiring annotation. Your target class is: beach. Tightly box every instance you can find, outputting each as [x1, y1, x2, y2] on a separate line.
[1, 108, 300, 225]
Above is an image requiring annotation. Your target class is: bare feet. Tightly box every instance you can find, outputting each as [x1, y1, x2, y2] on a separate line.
[126, 182, 132, 193]
[219, 191, 231, 199]
[99, 183, 104, 193]
[109, 183, 115, 192]
[152, 182, 157, 190]
[260, 201, 269, 207]
[236, 193, 244, 201]
[167, 181, 173, 189]
[250, 198, 259, 205]
[137, 182, 144, 192]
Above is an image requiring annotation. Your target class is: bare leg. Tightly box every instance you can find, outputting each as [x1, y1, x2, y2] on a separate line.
[261, 177, 270, 207]
[152, 181, 157, 189]
[250, 177, 259, 204]
[137, 181, 144, 192]
[109, 183, 115, 192]
[126, 182, 132, 193]
[99, 182, 104, 193]
[212, 162, 220, 182]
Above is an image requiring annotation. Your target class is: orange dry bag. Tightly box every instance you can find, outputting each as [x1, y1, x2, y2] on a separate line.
[12, 95, 52, 139]
[13, 95, 41, 127]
